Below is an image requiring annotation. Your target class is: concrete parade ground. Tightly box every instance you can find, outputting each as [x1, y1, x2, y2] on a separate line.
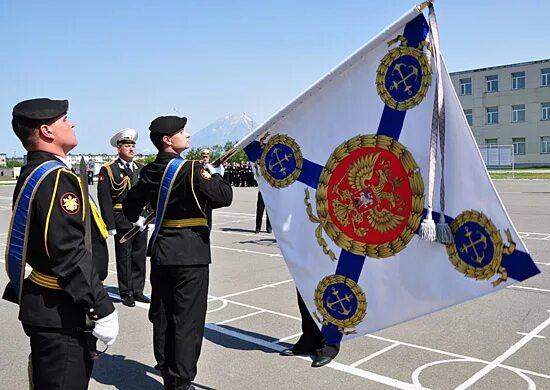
[0, 182, 549, 390]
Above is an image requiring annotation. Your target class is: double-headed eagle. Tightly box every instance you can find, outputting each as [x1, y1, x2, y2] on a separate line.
[332, 152, 404, 236]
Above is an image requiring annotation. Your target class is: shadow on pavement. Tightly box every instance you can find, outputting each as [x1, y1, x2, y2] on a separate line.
[92, 353, 162, 389]
[238, 238, 278, 248]
[220, 227, 258, 234]
[204, 324, 282, 354]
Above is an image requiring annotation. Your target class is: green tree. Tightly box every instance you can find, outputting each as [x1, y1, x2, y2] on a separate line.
[137, 154, 156, 164]
[6, 159, 24, 168]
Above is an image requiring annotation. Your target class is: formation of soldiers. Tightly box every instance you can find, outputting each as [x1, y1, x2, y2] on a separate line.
[223, 161, 257, 187]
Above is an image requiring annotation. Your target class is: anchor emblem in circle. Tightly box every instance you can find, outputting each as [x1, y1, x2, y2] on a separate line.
[305, 134, 424, 261]
[256, 133, 303, 189]
[376, 34, 432, 111]
[446, 210, 516, 287]
[313, 275, 367, 335]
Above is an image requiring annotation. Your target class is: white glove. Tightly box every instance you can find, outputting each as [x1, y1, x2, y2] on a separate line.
[108, 229, 117, 236]
[206, 163, 225, 177]
[92, 310, 119, 346]
[132, 216, 147, 232]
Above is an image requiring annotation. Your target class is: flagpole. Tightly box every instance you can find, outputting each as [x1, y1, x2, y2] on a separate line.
[213, 1, 431, 167]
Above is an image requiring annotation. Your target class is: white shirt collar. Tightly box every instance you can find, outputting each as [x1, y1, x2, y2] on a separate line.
[55, 155, 72, 170]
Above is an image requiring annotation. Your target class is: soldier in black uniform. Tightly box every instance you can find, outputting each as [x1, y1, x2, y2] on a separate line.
[280, 290, 340, 367]
[255, 191, 271, 233]
[123, 115, 232, 390]
[97, 128, 149, 307]
[3, 98, 118, 389]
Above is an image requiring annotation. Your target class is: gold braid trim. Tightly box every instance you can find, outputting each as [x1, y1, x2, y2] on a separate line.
[304, 188, 336, 261]
[104, 163, 131, 196]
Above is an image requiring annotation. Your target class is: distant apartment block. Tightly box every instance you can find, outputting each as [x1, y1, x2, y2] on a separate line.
[0, 153, 6, 167]
[450, 59, 550, 167]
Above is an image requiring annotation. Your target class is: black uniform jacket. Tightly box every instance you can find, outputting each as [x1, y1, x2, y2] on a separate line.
[97, 158, 145, 232]
[3, 152, 114, 328]
[123, 152, 233, 266]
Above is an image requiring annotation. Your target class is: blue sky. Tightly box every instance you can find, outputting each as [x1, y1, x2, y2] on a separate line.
[1, 0, 548, 155]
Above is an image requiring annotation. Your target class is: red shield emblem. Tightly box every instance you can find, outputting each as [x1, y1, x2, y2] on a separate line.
[316, 135, 424, 258]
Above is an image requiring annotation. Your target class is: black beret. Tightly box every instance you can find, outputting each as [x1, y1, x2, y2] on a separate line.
[13, 98, 68, 121]
[149, 116, 187, 135]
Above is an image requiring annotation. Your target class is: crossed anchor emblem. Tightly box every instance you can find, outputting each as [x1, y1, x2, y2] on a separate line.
[460, 226, 488, 264]
[325, 287, 353, 316]
[390, 63, 419, 96]
[268, 147, 293, 174]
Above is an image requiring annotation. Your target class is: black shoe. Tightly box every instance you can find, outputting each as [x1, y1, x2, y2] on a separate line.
[266, 227, 272, 233]
[311, 356, 333, 368]
[280, 347, 310, 357]
[122, 292, 135, 307]
[255, 229, 260, 234]
[134, 293, 151, 303]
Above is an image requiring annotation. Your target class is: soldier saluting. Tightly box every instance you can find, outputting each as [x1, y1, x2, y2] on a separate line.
[97, 128, 150, 307]
[3, 98, 118, 389]
[123, 116, 232, 390]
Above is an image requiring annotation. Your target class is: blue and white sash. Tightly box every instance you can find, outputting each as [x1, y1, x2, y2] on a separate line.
[149, 158, 187, 246]
[5, 160, 65, 303]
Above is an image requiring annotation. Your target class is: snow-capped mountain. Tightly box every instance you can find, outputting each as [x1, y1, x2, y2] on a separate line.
[190, 113, 257, 148]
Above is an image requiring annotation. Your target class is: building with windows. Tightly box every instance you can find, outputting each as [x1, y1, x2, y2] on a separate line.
[450, 59, 550, 167]
[0, 153, 6, 167]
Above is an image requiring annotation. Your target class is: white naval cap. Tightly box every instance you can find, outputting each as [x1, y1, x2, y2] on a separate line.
[110, 128, 138, 147]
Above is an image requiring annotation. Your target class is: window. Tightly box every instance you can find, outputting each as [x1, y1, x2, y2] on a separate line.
[460, 78, 472, 95]
[512, 72, 525, 89]
[513, 138, 526, 155]
[542, 103, 550, 121]
[487, 107, 498, 124]
[541, 137, 550, 153]
[512, 104, 525, 122]
[542, 68, 550, 87]
[464, 109, 473, 125]
[486, 75, 498, 92]
[485, 138, 498, 148]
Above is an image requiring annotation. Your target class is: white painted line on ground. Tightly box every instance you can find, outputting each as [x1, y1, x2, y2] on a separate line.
[276, 332, 303, 343]
[211, 245, 283, 258]
[216, 310, 265, 325]
[534, 262, 550, 266]
[205, 323, 431, 390]
[508, 285, 550, 293]
[455, 314, 550, 390]
[210, 279, 293, 301]
[212, 218, 255, 227]
[214, 211, 255, 217]
[412, 358, 536, 390]
[210, 296, 300, 321]
[366, 334, 550, 381]
[517, 332, 545, 339]
[349, 343, 399, 368]
[519, 231, 550, 240]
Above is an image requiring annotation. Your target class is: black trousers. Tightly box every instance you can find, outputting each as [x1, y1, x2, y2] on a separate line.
[255, 192, 271, 231]
[23, 325, 93, 390]
[149, 264, 209, 385]
[114, 228, 147, 296]
[294, 290, 340, 359]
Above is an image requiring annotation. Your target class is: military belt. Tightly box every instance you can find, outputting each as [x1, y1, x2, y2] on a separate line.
[112, 203, 123, 209]
[28, 269, 62, 290]
[161, 218, 208, 228]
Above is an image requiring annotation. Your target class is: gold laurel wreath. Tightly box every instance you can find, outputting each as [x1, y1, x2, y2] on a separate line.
[310, 134, 424, 259]
[313, 275, 367, 334]
[258, 134, 303, 189]
[376, 35, 433, 111]
[445, 210, 516, 287]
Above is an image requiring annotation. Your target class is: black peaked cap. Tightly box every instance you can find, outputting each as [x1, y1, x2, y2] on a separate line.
[13, 98, 68, 121]
[149, 116, 187, 135]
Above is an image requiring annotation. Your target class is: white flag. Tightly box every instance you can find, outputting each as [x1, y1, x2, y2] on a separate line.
[240, 5, 540, 344]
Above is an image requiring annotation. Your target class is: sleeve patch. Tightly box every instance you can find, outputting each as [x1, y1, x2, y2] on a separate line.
[60, 192, 81, 214]
[200, 169, 211, 180]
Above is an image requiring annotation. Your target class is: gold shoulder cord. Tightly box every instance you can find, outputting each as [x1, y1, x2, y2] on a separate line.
[190, 161, 207, 218]
[105, 163, 131, 196]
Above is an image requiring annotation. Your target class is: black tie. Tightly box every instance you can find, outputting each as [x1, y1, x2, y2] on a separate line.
[126, 162, 133, 172]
